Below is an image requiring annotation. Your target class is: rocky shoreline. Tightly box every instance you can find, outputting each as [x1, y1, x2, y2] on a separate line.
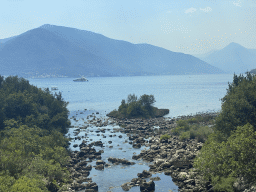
[60, 111, 218, 192]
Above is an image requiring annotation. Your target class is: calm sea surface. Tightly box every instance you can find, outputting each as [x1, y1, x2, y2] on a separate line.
[28, 74, 234, 117]
[28, 74, 234, 192]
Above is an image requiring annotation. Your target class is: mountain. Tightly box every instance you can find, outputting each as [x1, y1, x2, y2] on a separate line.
[198, 42, 256, 74]
[0, 24, 224, 78]
[0, 28, 124, 77]
[192, 49, 220, 60]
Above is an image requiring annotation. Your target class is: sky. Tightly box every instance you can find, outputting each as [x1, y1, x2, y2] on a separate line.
[0, 0, 255, 54]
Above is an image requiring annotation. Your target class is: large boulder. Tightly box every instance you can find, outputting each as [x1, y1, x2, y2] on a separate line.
[140, 180, 155, 192]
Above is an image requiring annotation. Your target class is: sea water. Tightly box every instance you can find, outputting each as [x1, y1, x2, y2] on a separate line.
[28, 74, 234, 191]
[28, 74, 234, 117]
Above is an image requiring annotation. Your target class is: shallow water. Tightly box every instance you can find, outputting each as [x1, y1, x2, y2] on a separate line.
[28, 74, 234, 191]
[67, 111, 178, 192]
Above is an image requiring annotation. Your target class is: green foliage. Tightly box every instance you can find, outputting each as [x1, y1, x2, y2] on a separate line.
[194, 123, 256, 191]
[10, 176, 47, 192]
[108, 94, 168, 119]
[193, 73, 256, 190]
[189, 126, 213, 142]
[0, 123, 70, 188]
[0, 175, 16, 192]
[172, 119, 213, 142]
[215, 73, 256, 138]
[0, 75, 72, 191]
[0, 75, 70, 134]
[160, 134, 171, 140]
[179, 131, 190, 141]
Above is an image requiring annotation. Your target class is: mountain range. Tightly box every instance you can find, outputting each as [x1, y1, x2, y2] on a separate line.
[193, 43, 256, 74]
[0, 24, 224, 77]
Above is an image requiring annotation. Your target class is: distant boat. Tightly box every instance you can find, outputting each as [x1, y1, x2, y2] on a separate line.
[73, 76, 88, 82]
[51, 86, 58, 90]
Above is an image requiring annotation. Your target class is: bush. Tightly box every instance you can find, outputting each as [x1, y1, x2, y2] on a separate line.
[107, 94, 169, 119]
[160, 134, 171, 140]
[194, 123, 256, 190]
[190, 125, 213, 142]
[0, 75, 71, 191]
[10, 176, 47, 192]
[172, 119, 213, 142]
[215, 73, 256, 138]
[179, 131, 190, 141]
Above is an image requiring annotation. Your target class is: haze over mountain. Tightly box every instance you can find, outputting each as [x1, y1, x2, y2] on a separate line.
[196, 42, 256, 74]
[0, 24, 224, 78]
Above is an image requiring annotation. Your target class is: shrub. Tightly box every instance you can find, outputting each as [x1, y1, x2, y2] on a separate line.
[215, 73, 256, 138]
[160, 134, 171, 140]
[190, 125, 213, 142]
[0, 75, 71, 191]
[194, 123, 256, 190]
[179, 131, 190, 141]
[187, 118, 197, 124]
[107, 94, 169, 119]
[172, 120, 213, 142]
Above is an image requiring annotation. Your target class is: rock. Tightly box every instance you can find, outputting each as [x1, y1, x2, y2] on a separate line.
[150, 145, 159, 150]
[85, 182, 98, 191]
[95, 164, 104, 170]
[121, 182, 132, 191]
[140, 180, 155, 192]
[150, 176, 161, 181]
[96, 160, 105, 165]
[108, 157, 135, 165]
[73, 144, 78, 148]
[132, 143, 141, 148]
[137, 170, 152, 178]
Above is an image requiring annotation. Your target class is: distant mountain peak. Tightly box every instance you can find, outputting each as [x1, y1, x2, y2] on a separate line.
[225, 42, 245, 49]
[40, 24, 55, 29]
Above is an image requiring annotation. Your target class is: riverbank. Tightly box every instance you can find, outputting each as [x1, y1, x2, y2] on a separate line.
[58, 110, 220, 192]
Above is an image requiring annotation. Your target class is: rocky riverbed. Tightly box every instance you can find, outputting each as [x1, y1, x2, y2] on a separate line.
[60, 110, 218, 192]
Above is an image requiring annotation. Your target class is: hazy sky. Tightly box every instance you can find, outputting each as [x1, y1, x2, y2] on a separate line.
[1, 0, 255, 54]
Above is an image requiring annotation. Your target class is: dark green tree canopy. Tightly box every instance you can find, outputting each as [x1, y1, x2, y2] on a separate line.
[0, 75, 72, 191]
[194, 72, 256, 191]
[108, 94, 168, 119]
[0, 75, 70, 133]
[215, 72, 256, 138]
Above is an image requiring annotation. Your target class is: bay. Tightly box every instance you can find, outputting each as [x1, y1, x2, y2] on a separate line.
[28, 74, 234, 191]
[28, 74, 234, 117]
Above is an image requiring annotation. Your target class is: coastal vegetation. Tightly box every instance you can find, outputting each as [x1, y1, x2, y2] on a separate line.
[107, 94, 169, 119]
[0, 75, 71, 191]
[160, 134, 171, 140]
[194, 73, 256, 191]
[171, 114, 215, 142]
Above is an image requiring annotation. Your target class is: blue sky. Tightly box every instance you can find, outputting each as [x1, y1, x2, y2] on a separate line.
[0, 0, 255, 54]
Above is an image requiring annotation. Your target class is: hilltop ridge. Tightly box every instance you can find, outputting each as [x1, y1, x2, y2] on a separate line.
[0, 24, 224, 78]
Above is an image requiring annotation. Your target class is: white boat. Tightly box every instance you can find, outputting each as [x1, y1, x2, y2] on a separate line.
[73, 76, 88, 82]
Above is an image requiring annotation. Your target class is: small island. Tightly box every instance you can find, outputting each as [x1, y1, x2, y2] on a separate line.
[107, 94, 169, 119]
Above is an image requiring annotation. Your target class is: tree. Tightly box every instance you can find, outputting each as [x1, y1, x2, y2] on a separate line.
[194, 123, 256, 191]
[194, 72, 256, 191]
[127, 94, 137, 104]
[215, 73, 256, 138]
[0, 75, 71, 191]
[139, 94, 155, 115]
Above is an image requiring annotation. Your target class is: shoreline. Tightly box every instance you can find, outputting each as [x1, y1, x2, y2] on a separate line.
[61, 111, 218, 192]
